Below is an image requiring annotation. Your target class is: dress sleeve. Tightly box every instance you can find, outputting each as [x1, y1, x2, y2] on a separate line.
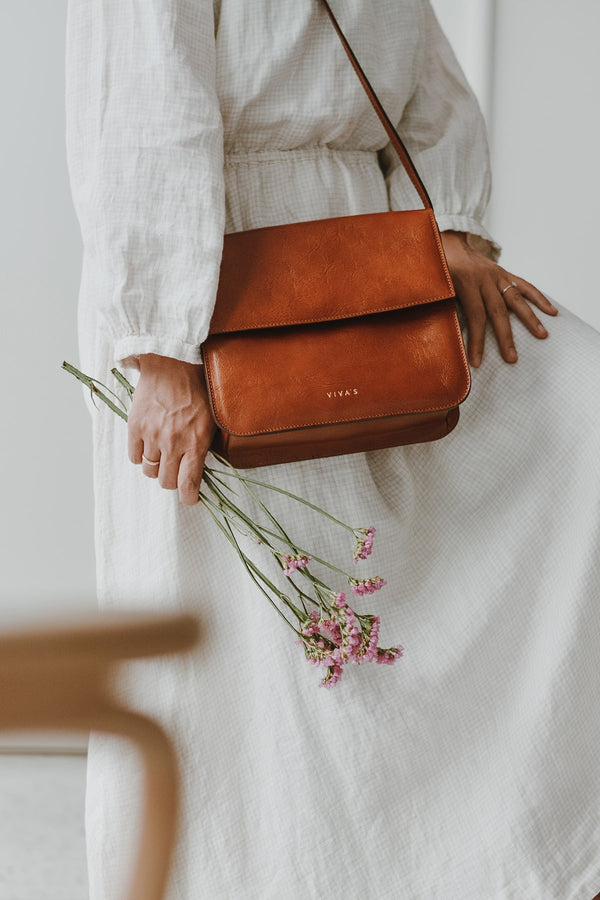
[65, 0, 225, 367]
[378, 1, 501, 261]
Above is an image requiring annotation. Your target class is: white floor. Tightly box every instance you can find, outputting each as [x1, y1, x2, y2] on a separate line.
[0, 754, 88, 900]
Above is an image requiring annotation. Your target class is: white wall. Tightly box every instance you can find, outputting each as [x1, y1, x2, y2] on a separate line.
[433, 0, 600, 331]
[0, 2, 95, 627]
[490, 0, 600, 329]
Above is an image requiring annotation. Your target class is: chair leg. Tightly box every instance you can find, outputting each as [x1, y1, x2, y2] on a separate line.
[95, 706, 179, 900]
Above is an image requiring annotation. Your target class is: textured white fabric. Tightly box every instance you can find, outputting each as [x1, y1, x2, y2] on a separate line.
[66, 1, 600, 898]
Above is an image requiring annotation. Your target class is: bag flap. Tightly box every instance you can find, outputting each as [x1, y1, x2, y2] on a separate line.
[208, 208, 454, 335]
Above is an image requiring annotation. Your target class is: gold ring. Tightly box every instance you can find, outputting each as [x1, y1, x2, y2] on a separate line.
[142, 454, 160, 467]
[501, 281, 518, 295]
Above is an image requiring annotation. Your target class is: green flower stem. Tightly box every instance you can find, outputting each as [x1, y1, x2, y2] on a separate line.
[205, 469, 238, 494]
[203, 497, 263, 546]
[201, 486, 312, 616]
[203, 473, 280, 551]
[220, 516, 306, 625]
[228, 532, 306, 623]
[199, 494, 305, 629]
[209, 453, 355, 534]
[201, 496, 293, 627]
[205, 474, 353, 582]
[62, 361, 128, 421]
[231, 519, 352, 582]
[217, 462, 298, 549]
[110, 367, 135, 400]
[283, 583, 314, 614]
[293, 567, 340, 602]
[205, 477, 298, 561]
[201, 485, 277, 552]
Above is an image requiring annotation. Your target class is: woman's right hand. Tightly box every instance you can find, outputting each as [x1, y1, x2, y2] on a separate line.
[127, 353, 217, 506]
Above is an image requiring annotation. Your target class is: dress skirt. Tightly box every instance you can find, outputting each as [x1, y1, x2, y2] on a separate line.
[79, 146, 600, 899]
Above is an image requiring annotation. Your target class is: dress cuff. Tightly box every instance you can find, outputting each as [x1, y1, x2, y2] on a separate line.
[113, 335, 204, 370]
[436, 213, 502, 262]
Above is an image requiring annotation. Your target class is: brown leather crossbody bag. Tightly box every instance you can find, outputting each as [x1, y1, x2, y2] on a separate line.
[202, 0, 471, 469]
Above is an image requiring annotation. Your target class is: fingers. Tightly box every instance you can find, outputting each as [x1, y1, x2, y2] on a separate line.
[136, 445, 204, 503]
[128, 432, 144, 465]
[129, 427, 162, 479]
[458, 282, 488, 368]
[130, 426, 209, 504]
[128, 416, 204, 501]
[482, 276, 518, 364]
[177, 452, 205, 506]
[508, 274, 558, 317]
[158, 451, 183, 491]
[500, 271, 559, 342]
[141, 447, 161, 479]
[164, 447, 208, 505]
[503, 285, 549, 339]
[460, 278, 517, 366]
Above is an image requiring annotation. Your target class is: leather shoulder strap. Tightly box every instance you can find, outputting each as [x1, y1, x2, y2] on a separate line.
[318, 0, 433, 210]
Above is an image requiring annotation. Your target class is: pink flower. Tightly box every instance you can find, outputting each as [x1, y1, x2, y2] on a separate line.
[375, 645, 404, 665]
[281, 554, 312, 576]
[353, 526, 376, 563]
[298, 600, 402, 687]
[320, 664, 343, 689]
[319, 618, 343, 645]
[350, 576, 387, 596]
[363, 616, 381, 662]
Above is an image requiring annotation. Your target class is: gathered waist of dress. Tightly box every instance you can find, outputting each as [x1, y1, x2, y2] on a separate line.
[223, 145, 381, 168]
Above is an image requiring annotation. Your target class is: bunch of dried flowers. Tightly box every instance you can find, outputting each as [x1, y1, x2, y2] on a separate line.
[63, 362, 403, 688]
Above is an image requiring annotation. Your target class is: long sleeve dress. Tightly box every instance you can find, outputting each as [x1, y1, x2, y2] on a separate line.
[65, 1, 600, 897]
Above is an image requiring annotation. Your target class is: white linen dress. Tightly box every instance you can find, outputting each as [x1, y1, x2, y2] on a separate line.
[65, 1, 600, 897]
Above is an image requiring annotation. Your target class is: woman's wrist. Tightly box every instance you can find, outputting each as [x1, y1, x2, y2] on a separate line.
[138, 353, 203, 376]
[441, 230, 469, 253]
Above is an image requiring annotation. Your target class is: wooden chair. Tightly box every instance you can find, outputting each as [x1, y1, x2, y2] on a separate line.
[0, 611, 199, 900]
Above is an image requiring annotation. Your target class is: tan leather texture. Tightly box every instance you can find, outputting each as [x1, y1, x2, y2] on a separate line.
[203, 211, 471, 468]
[209, 209, 452, 333]
[211, 408, 460, 469]
[205, 299, 469, 435]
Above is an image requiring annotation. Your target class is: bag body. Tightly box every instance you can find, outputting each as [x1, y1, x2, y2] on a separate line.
[203, 208, 470, 468]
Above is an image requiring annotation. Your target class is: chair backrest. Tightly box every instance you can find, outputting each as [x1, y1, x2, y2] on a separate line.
[0, 610, 199, 900]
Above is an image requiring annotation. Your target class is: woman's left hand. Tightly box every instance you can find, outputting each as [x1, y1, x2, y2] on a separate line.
[440, 230, 558, 367]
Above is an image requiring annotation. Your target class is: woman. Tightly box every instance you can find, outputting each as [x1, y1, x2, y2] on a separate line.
[66, 1, 600, 897]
